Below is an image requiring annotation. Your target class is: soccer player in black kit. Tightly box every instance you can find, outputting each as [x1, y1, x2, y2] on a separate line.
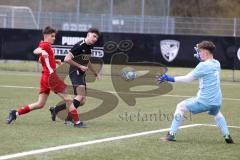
[49, 27, 101, 128]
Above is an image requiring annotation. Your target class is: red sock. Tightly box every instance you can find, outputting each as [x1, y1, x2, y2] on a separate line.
[70, 109, 80, 124]
[17, 105, 30, 115]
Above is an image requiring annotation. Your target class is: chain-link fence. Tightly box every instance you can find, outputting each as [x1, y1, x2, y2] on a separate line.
[0, 6, 239, 37]
[0, 5, 38, 29]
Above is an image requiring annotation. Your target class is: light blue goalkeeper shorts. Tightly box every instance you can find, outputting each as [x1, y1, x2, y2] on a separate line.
[184, 97, 221, 116]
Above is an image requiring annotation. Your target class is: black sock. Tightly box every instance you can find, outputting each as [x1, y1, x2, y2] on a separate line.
[55, 103, 67, 114]
[65, 112, 73, 121]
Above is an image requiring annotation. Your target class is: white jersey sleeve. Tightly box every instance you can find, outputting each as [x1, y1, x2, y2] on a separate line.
[174, 72, 195, 82]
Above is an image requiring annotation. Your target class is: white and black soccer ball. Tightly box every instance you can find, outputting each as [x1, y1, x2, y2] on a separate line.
[121, 68, 137, 81]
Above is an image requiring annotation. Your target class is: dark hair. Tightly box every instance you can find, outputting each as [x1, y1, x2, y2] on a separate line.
[42, 26, 57, 34]
[198, 41, 216, 54]
[87, 27, 101, 37]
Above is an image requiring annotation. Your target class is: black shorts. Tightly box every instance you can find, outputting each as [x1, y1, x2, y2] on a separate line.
[69, 70, 86, 95]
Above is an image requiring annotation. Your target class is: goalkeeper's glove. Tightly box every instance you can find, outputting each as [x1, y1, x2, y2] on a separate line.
[194, 47, 202, 61]
[157, 74, 175, 83]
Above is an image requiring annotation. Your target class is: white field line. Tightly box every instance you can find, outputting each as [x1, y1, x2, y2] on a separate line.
[0, 72, 39, 76]
[200, 123, 240, 129]
[0, 85, 38, 89]
[0, 124, 202, 160]
[0, 85, 240, 101]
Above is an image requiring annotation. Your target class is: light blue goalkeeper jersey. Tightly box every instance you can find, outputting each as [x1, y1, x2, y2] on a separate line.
[191, 59, 222, 106]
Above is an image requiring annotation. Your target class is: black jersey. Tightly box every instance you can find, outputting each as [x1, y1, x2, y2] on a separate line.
[69, 39, 93, 74]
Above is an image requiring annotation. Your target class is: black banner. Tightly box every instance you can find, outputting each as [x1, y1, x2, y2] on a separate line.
[0, 28, 239, 69]
[0, 29, 41, 60]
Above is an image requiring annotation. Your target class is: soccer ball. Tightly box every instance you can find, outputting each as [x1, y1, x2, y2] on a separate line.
[121, 68, 137, 81]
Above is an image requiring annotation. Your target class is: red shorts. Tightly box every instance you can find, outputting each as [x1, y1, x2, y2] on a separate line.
[39, 72, 67, 94]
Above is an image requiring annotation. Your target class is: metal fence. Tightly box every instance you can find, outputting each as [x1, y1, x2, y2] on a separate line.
[0, 5, 239, 37]
[39, 12, 240, 36]
[38, 12, 176, 34]
[0, 5, 38, 29]
[174, 16, 240, 37]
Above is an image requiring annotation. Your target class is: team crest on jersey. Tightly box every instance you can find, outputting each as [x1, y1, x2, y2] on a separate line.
[237, 48, 240, 61]
[160, 40, 180, 62]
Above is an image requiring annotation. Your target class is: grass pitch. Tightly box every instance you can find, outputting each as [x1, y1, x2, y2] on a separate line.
[0, 63, 240, 160]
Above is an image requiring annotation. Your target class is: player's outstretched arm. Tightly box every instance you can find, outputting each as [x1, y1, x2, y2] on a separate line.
[157, 72, 195, 84]
[156, 74, 175, 84]
[174, 73, 195, 82]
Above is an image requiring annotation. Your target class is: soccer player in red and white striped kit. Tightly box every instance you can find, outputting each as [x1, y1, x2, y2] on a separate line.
[6, 26, 86, 128]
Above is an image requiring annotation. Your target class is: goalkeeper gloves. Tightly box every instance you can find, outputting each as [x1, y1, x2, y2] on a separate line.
[194, 47, 203, 61]
[157, 74, 175, 83]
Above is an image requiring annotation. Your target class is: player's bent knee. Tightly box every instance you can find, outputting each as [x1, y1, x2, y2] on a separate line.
[214, 111, 224, 119]
[175, 101, 188, 116]
[73, 99, 81, 109]
[75, 95, 85, 102]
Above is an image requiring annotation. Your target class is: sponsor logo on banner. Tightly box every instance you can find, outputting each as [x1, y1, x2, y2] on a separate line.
[237, 48, 240, 61]
[62, 36, 84, 45]
[52, 45, 104, 58]
[51, 36, 104, 58]
[160, 40, 180, 62]
[91, 47, 105, 58]
[52, 45, 70, 56]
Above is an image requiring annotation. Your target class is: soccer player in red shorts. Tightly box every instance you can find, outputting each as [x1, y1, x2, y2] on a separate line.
[6, 26, 86, 128]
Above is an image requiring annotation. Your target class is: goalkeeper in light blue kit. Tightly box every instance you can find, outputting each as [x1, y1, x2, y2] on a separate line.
[158, 41, 234, 143]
